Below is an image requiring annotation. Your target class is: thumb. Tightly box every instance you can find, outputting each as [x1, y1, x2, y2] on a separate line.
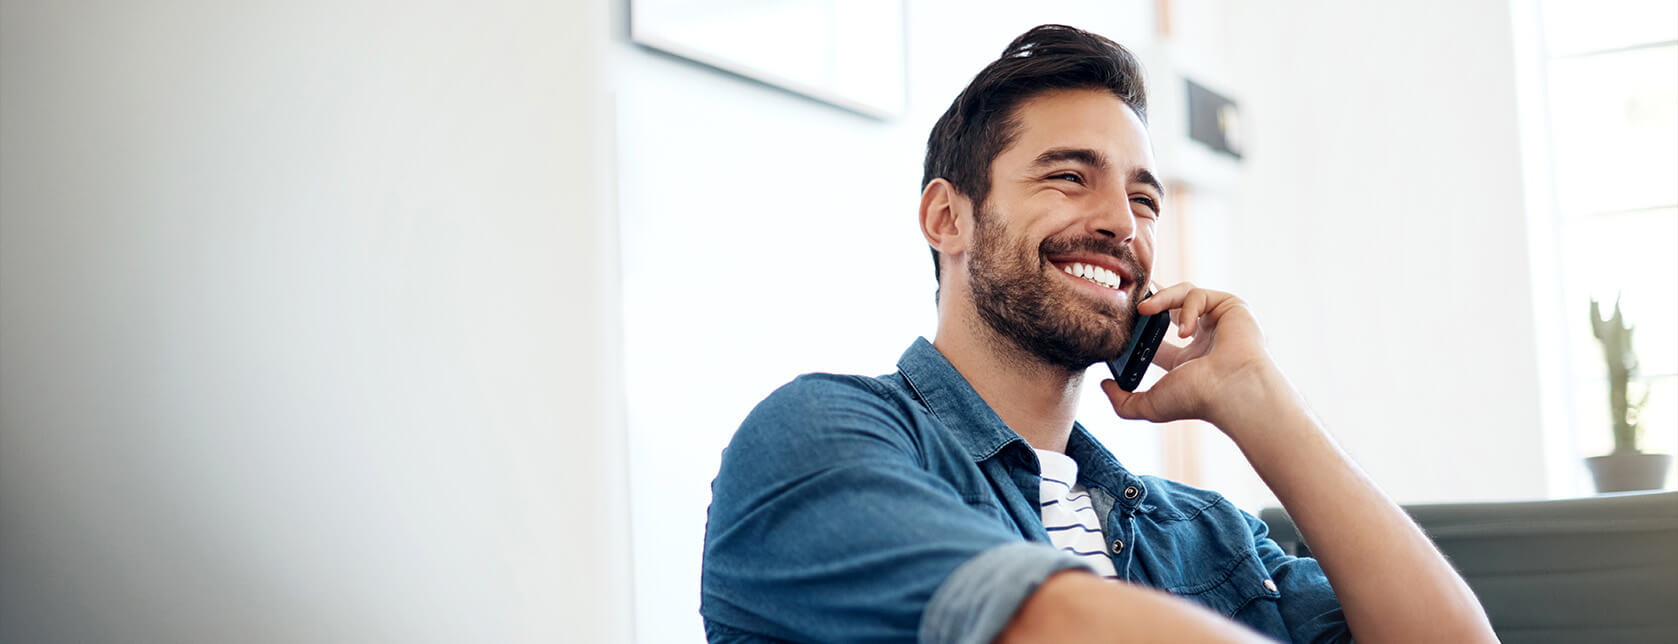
[1101, 379, 1164, 422]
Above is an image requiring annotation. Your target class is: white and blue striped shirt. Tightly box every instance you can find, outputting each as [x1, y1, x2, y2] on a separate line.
[1035, 449, 1119, 580]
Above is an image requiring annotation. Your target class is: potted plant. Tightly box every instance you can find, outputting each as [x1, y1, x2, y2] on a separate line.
[1584, 295, 1671, 492]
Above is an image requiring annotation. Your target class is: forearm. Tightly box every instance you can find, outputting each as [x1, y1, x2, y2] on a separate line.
[998, 571, 1271, 644]
[1225, 376, 1497, 643]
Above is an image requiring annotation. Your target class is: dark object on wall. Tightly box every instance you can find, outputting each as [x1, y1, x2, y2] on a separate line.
[1261, 491, 1678, 643]
[1185, 78, 1243, 159]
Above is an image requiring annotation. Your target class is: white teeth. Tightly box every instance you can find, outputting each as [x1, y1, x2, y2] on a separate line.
[1061, 261, 1122, 289]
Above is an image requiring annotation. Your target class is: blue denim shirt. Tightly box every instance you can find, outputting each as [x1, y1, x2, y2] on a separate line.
[702, 338, 1348, 643]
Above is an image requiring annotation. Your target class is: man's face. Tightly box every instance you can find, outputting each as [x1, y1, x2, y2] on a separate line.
[965, 88, 1162, 372]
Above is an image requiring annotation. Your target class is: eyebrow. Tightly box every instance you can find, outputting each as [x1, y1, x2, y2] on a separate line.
[1028, 147, 1110, 172]
[1027, 147, 1167, 199]
[1130, 168, 1166, 200]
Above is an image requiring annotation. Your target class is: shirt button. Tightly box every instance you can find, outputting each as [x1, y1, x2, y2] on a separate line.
[1263, 579, 1278, 592]
[1123, 486, 1140, 500]
[1111, 539, 1125, 554]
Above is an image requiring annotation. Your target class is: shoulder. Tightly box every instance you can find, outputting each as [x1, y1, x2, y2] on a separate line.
[739, 373, 905, 436]
[746, 372, 896, 419]
[726, 372, 921, 467]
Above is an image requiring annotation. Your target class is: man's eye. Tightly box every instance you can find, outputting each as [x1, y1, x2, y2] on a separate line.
[1050, 172, 1084, 184]
[1131, 196, 1160, 213]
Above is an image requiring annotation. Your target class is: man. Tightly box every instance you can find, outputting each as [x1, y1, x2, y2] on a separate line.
[701, 25, 1496, 643]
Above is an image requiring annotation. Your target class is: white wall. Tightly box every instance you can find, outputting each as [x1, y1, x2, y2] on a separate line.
[1216, 0, 1549, 504]
[0, 1, 628, 642]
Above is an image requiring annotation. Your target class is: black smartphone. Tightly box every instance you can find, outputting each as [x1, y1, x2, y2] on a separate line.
[1105, 292, 1171, 391]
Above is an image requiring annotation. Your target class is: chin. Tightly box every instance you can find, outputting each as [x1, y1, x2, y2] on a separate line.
[1030, 315, 1135, 372]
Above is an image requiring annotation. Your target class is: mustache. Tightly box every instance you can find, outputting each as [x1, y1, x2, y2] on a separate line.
[1038, 235, 1144, 276]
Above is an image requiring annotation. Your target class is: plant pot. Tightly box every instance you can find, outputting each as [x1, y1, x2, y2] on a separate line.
[1584, 452, 1672, 493]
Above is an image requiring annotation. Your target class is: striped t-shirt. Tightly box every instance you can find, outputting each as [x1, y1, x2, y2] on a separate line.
[1035, 449, 1119, 580]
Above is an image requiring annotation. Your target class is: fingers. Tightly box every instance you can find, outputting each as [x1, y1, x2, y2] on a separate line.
[1138, 282, 1241, 340]
[1137, 281, 1196, 315]
[1100, 379, 1158, 421]
[1180, 289, 1209, 338]
[1101, 378, 1191, 423]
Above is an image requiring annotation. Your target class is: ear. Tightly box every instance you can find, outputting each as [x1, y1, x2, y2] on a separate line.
[920, 178, 972, 268]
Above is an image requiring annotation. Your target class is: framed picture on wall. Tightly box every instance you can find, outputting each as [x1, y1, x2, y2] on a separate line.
[630, 0, 906, 119]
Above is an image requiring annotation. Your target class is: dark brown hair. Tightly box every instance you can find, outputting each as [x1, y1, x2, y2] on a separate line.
[922, 24, 1147, 291]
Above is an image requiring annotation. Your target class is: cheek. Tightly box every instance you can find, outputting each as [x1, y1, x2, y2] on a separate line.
[1020, 191, 1080, 224]
[1134, 227, 1157, 263]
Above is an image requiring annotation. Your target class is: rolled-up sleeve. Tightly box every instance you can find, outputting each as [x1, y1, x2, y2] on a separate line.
[701, 374, 1085, 643]
[920, 542, 1093, 644]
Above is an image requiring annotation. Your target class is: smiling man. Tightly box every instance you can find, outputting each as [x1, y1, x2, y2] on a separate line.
[701, 25, 1496, 644]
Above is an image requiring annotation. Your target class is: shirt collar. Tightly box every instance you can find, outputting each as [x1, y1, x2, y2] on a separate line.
[1067, 423, 1138, 498]
[896, 337, 1024, 462]
[896, 337, 1143, 497]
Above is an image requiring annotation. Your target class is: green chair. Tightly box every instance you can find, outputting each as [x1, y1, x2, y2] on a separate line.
[1260, 490, 1678, 643]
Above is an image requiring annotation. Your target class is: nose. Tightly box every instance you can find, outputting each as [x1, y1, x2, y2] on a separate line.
[1088, 194, 1136, 242]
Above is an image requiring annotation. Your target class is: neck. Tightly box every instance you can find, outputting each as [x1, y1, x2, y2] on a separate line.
[932, 300, 1084, 453]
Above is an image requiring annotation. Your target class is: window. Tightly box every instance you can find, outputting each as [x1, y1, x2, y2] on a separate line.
[1517, 0, 1677, 494]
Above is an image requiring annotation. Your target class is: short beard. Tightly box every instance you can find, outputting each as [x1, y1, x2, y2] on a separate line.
[967, 203, 1149, 374]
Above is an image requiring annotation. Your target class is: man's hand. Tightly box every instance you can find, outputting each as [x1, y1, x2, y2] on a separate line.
[1096, 281, 1499, 644]
[1099, 282, 1304, 436]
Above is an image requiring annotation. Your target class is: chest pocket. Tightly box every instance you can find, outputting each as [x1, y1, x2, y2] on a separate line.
[1165, 546, 1282, 617]
[1133, 498, 1283, 617]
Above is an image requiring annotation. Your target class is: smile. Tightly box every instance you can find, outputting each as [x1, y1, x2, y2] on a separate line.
[1058, 262, 1124, 290]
